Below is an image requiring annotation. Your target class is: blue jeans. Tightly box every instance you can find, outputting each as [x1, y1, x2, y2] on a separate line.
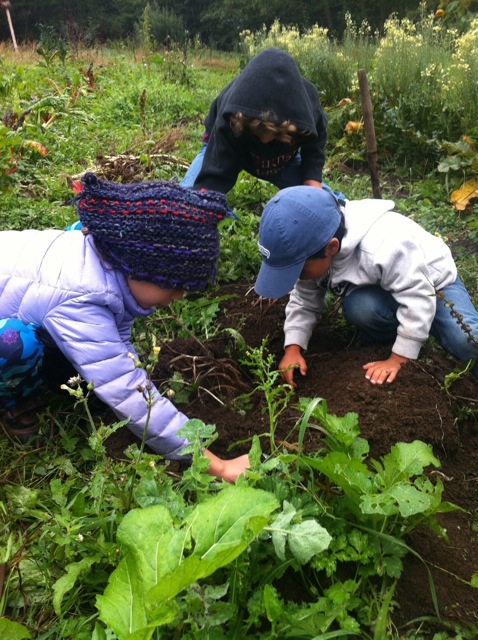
[340, 279, 478, 378]
[180, 142, 347, 205]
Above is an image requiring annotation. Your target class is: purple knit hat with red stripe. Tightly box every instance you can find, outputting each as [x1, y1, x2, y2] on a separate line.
[73, 173, 233, 291]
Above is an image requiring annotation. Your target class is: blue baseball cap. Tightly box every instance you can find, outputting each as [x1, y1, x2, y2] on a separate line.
[254, 186, 342, 299]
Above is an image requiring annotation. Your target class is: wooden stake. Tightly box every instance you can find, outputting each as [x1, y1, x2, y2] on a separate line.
[1, 1, 18, 52]
[357, 69, 381, 198]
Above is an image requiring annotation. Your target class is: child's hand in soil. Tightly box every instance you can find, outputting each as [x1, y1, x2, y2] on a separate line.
[204, 450, 250, 482]
[279, 345, 307, 387]
[363, 353, 408, 385]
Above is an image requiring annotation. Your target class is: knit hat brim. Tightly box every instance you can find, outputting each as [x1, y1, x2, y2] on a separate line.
[73, 173, 233, 291]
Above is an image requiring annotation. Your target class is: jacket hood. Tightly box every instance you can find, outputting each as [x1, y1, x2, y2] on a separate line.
[337, 199, 396, 259]
[219, 48, 318, 132]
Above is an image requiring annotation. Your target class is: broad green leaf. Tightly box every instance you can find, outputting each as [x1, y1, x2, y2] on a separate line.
[53, 556, 99, 615]
[323, 412, 361, 446]
[185, 486, 278, 558]
[97, 504, 187, 639]
[361, 482, 440, 518]
[375, 441, 440, 487]
[263, 584, 282, 623]
[287, 520, 332, 564]
[271, 501, 296, 560]
[0, 534, 15, 563]
[298, 397, 361, 448]
[97, 487, 278, 640]
[270, 502, 331, 564]
[389, 484, 434, 517]
[248, 434, 263, 469]
[363, 445, 445, 519]
[91, 622, 107, 640]
[147, 486, 278, 605]
[0, 618, 31, 639]
[306, 451, 372, 498]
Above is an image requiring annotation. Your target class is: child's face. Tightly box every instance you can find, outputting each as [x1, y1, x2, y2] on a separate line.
[254, 131, 276, 144]
[299, 238, 340, 281]
[299, 256, 332, 281]
[127, 279, 185, 309]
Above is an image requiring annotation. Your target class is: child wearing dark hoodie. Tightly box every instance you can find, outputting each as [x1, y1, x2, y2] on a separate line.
[180, 48, 331, 195]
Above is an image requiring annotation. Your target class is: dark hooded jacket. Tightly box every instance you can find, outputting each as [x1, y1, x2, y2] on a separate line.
[193, 48, 328, 193]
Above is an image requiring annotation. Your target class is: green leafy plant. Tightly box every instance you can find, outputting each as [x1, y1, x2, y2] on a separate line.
[96, 486, 279, 639]
[238, 340, 294, 454]
[0, 123, 23, 186]
[36, 24, 69, 70]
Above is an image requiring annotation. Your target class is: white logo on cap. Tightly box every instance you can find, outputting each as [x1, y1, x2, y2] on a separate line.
[258, 243, 270, 259]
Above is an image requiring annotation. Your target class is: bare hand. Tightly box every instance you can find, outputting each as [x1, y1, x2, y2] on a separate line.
[204, 450, 250, 482]
[363, 353, 408, 385]
[279, 346, 307, 387]
[303, 180, 322, 188]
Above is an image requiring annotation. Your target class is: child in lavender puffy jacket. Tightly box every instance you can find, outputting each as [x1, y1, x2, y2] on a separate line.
[0, 173, 249, 482]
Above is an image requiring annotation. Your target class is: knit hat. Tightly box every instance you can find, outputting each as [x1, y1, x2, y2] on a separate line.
[255, 186, 342, 299]
[73, 173, 233, 291]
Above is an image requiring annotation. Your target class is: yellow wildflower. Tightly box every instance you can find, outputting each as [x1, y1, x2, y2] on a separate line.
[345, 121, 363, 134]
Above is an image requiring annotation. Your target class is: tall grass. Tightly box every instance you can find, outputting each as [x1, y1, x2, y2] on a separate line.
[239, 7, 478, 174]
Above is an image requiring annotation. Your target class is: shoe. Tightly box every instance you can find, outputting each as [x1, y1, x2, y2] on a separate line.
[0, 396, 44, 443]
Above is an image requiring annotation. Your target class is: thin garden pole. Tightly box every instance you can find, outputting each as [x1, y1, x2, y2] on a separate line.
[1, 1, 18, 52]
[358, 68, 381, 199]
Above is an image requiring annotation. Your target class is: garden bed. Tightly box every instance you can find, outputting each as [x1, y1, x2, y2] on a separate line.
[107, 280, 478, 635]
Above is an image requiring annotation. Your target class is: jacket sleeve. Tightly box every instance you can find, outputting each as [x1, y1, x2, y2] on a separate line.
[299, 108, 328, 184]
[42, 299, 190, 460]
[284, 279, 327, 350]
[193, 121, 243, 193]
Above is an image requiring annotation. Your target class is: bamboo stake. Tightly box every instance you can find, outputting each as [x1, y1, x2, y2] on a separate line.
[357, 68, 381, 198]
[1, 1, 18, 52]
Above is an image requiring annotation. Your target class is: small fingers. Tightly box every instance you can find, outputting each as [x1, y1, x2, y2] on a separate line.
[366, 368, 396, 385]
[280, 369, 296, 388]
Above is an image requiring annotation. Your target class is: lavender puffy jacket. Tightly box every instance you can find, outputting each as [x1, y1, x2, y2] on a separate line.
[0, 229, 189, 459]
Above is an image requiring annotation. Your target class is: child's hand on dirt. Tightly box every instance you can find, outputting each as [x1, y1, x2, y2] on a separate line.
[204, 450, 250, 482]
[303, 179, 322, 188]
[363, 353, 408, 385]
[279, 345, 307, 387]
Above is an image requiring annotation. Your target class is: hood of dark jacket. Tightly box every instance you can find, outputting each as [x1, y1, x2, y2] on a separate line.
[212, 48, 319, 132]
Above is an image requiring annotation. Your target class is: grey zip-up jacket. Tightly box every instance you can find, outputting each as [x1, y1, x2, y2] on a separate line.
[284, 199, 458, 360]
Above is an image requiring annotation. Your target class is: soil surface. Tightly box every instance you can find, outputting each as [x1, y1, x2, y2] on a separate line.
[107, 280, 478, 635]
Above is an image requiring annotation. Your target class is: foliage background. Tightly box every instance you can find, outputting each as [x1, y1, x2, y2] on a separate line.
[2, 0, 478, 49]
